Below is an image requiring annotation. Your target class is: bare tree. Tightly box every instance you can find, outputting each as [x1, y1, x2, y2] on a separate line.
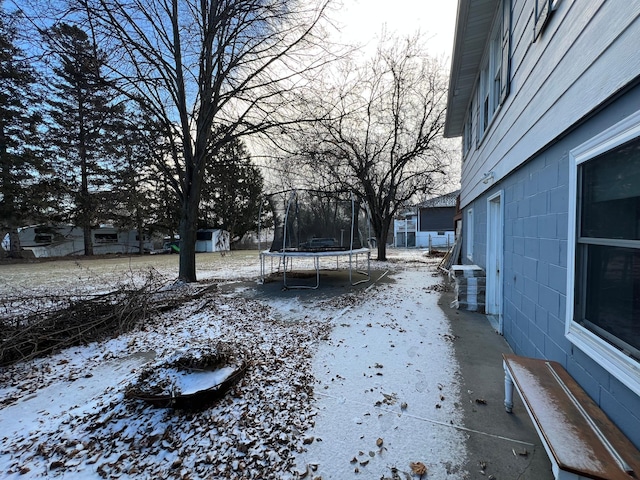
[289, 32, 453, 260]
[71, 0, 334, 281]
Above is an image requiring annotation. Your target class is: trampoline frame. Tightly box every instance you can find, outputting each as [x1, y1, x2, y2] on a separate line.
[259, 247, 371, 289]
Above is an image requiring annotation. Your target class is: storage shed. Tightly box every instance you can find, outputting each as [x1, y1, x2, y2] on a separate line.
[195, 229, 230, 253]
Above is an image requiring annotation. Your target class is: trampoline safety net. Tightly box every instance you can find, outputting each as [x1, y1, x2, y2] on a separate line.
[267, 190, 369, 253]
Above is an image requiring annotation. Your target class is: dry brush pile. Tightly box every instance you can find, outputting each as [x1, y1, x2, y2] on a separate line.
[0, 271, 217, 367]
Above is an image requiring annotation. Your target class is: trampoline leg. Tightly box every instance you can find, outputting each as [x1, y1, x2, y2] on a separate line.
[351, 251, 371, 286]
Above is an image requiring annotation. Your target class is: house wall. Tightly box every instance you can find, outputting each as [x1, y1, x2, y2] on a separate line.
[462, 83, 640, 447]
[418, 207, 456, 231]
[460, 0, 640, 209]
[394, 217, 455, 249]
[17, 226, 152, 257]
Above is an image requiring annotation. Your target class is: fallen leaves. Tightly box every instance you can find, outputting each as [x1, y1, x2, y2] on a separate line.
[375, 392, 398, 407]
[0, 294, 333, 479]
[410, 461, 428, 475]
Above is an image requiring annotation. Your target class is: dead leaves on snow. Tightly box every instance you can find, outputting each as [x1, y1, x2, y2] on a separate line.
[374, 392, 398, 407]
[346, 437, 389, 473]
[410, 461, 428, 475]
[379, 462, 429, 480]
[2, 295, 334, 479]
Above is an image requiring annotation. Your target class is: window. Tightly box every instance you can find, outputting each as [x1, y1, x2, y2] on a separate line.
[575, 139, 640, 359]
[567, 110, 640, 395]
[197, 231, 213, 241]
[466, 208, 474, 261]
[34, 234, 52, 244]
[477, 0, 511, 141]
[94, 233, 118, 243]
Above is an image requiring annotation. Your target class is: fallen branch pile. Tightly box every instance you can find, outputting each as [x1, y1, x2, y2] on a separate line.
[0, 282, 217, 367]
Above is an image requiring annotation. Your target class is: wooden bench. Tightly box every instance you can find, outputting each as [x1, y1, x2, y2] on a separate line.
[502, 354, 640, 480]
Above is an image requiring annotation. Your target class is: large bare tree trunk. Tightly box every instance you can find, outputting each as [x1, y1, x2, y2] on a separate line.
[178, 212, 197, 282]
[377, 241, 387, 261]
[376, 217, 392, 261]
[178, 178, 202, 281]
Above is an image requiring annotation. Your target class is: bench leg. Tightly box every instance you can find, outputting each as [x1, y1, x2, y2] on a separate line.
[504, 360, 514, 413]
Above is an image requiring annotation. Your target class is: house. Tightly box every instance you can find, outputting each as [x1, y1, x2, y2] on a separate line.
[444, 0, 640, 449]
[9, 225, 153, 257]
[195, 229, 230, 253]
[393, 190, 458, 249]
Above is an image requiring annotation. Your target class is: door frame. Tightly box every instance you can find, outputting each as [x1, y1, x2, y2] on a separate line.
[486, 190, 504, 333]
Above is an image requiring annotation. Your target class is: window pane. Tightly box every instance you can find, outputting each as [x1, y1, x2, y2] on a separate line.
[197, 231, 213, 241]
[581, 244, 640, 356]
[580, 137, 640, 239]
[94, 233, 118, 243]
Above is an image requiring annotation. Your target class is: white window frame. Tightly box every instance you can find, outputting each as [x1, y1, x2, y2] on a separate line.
[490, 28, 502, 117]
[566, 109, 640, 397]
[466, 208, 474, 261]
[463, 101, 473, 158]
[477, 0, 510, 142]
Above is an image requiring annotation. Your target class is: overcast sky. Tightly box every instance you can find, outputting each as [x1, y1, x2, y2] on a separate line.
[333, 0, 458, 60]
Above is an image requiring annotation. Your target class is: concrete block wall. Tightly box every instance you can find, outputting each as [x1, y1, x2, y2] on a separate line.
[501, 151, 570, 362]
[463, 84, 640, 448]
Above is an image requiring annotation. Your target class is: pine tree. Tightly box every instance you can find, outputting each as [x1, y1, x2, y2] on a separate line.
[0, 6, 44, 257]
[200, 137, 264, 247]
[43, 23, 123, 256]
[109, 112, 168, 253]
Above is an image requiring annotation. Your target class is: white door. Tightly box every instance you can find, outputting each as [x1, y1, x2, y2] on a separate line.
[486, 192, 504, 333]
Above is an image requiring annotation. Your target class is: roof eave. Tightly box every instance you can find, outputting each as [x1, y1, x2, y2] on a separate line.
[444, 0, 500, 138]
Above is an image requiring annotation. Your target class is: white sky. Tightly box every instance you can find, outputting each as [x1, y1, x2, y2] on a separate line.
[332, 0, 458, 60]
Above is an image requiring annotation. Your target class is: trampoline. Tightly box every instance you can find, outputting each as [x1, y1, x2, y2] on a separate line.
[259, 190, 372, 289]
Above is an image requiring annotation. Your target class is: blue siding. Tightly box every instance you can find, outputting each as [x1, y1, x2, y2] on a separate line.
[468, 83, 640, 447]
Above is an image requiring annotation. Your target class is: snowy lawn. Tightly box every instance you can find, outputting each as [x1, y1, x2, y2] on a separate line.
[0, 249, 467, 479]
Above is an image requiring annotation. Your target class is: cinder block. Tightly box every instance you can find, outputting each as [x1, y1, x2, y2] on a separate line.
[451, 265, 486, 313]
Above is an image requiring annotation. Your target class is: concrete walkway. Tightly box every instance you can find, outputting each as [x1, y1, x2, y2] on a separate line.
[440, 287, 554, 479]
[292, 262, 555, 479]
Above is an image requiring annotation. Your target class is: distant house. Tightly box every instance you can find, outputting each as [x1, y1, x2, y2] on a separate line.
[9, 225, 152, 257]
[195, 229, 230, 253]
[445, 0, 640, 447]
[393, 190, 458, 249]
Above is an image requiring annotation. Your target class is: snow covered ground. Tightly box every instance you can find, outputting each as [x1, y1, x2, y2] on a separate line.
[293, 266, 467, 479]
[0, 249, 468, 479]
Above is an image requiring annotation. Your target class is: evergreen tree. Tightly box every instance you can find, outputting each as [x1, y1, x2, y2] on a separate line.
[200, 137, 264, 247]
[43, 23, 123, 256]
[0, 6, 45, 257]
[109, 112, 167, 253]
